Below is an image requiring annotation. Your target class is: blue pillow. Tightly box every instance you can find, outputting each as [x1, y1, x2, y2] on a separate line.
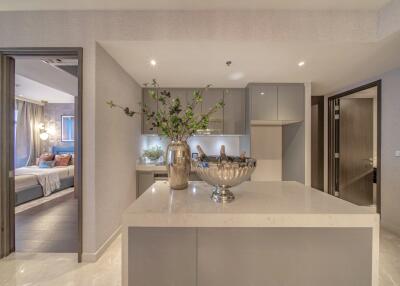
[39, 160, 55, 168]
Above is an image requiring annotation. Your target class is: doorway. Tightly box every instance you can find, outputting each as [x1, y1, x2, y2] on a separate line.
[311, 96, 324, 191]
[0, 48, 83, 261]
[328, 81, 381, 211]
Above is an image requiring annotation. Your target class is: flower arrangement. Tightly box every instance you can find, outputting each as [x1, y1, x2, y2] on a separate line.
[107, 79, 224, 141]
[142, 146, 164, 162]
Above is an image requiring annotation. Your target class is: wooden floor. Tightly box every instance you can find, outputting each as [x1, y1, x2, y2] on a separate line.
[15, 192, 78, 253]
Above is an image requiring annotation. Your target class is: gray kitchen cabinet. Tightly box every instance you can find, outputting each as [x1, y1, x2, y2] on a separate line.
[159, 88, 188, 112]
[186, 88, 202, 115]
[223, 88, 246, 134]
[249, 85, 278, 121]
[136, 171, 155, 197]
[142, 88, 158, 134]
[141, 87, 248, 135]
[277, 84, 305, 121]
[248, 84, 305, 124]
[201, 88, 224, 134]
[157, 88, 188, 135]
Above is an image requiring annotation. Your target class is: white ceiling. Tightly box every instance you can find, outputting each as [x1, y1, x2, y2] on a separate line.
[100, 33, 400, 95]
[15, 75, 75, 103]
[15, 58, 78, 97]
[0, 0, 391, 11]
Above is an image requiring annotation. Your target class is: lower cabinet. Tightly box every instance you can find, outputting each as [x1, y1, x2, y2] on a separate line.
[136, 172, 155, 198]
[136, 171, 202, 197]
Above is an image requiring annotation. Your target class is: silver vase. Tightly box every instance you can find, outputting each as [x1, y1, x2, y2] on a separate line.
[166, 141, 191, 190]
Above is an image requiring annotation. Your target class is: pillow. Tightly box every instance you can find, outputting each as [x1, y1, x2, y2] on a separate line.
[55, 154, 72, 167]
[36, 153, 55, 165]
[40, 153, 55, 161]
[39, 160, 55, 168]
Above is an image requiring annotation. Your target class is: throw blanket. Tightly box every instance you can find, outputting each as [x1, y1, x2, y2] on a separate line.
[15, 167, 61, 196]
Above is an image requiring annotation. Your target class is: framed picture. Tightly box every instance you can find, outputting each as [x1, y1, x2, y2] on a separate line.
[61, 115, 75, 142]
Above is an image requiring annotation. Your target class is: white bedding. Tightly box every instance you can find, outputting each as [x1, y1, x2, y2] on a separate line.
[15, 166, 74, 196]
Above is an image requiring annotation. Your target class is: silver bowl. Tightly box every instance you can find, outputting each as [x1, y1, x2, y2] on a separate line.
[192, 156, 257, 203]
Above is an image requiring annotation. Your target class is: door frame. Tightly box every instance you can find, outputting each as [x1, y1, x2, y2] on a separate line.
[311, 96, 325, 191]
[0, 47, 83, 261]
[328, 80, 382, 212]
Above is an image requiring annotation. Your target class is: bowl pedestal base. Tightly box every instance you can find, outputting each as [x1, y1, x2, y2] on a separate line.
[211, 186, 235, 203]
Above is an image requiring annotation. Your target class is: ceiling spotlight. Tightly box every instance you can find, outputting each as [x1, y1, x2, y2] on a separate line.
[298, 61, 305, 67]
[226, 60, 232, 67]
[150, 59, 157, 66]
[260, 92, 265, 95]
[228, 71, 244, 80]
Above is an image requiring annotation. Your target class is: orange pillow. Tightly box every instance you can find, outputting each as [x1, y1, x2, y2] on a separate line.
[55, 154, 71, 167]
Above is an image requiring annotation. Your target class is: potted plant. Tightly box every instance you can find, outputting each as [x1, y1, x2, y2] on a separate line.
[142, 146, 164, 164]
[107, 79, 223, 190]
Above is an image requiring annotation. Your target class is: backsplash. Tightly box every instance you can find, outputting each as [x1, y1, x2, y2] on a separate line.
[140, 135, 246, 162]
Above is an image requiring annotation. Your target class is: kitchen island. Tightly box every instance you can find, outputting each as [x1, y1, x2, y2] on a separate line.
[122, 181, 379, 286]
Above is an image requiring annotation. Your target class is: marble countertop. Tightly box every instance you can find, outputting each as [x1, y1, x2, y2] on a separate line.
[123, 181, 379, 228]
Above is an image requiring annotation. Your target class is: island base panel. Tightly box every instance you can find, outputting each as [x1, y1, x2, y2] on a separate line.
[127, 227, 373, 286]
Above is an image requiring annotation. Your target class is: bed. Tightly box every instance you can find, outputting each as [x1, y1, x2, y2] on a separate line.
[14, 145, 75, 206]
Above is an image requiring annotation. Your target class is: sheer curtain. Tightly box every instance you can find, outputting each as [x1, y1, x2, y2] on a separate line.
[15, 100, 44, 167]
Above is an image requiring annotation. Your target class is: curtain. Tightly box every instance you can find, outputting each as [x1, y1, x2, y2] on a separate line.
[15, 100, 44, 167]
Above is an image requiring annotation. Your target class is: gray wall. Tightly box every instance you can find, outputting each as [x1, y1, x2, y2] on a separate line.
[282, 122, 305, 183]
[95, 44, 141, 251]
[380, 68, 400, 235]
[43, 103, 74, 152]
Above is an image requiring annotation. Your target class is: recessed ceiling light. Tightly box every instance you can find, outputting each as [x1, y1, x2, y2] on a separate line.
[228, 71, 244, 80]
[150, 59, 157, 66]
[298, 61, 305, 67]
[260, 92, 265, 95]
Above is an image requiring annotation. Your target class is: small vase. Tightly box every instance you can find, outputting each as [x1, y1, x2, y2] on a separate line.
[166, 141, 191, 190]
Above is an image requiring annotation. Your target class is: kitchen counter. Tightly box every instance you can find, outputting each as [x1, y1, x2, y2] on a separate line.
[136, 163, 167, 172]
[123, 181, 379, 286]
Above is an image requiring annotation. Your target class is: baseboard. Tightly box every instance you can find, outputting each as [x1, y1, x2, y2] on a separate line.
[382, 220, 400, 237]
[81, 225, 121, 262]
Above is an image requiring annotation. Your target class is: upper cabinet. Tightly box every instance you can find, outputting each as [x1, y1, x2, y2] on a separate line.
[223, 88, 246, 134]
[186, 88, 202, 115]
[141, 87, 247, 135]
[158, 88, 188, 112]
[277, 85, 305, 121]
[249, 85, 278, 121]
[248, 83, 304, 125]
[201, 88, 224, 134]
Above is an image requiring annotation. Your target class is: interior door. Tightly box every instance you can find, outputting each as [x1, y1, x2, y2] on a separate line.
[339, 98, 373, 205]
[0, 53, 16, 258]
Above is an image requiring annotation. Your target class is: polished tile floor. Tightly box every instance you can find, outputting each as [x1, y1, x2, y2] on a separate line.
[15, 191, 78, 253]
[0, 228, 399, 286]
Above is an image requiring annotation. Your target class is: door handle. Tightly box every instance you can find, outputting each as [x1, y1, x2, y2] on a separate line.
[361, 158, 374, 166]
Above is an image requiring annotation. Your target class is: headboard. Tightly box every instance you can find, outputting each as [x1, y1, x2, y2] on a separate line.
[52, 145, 74, 155]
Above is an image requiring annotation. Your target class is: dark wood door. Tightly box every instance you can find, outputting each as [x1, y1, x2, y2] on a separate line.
[0, 54, 15, 258]
[339, 98, 373, 205]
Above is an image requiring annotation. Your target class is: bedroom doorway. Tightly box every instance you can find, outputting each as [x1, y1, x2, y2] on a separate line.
[0, 48, 83, 261]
